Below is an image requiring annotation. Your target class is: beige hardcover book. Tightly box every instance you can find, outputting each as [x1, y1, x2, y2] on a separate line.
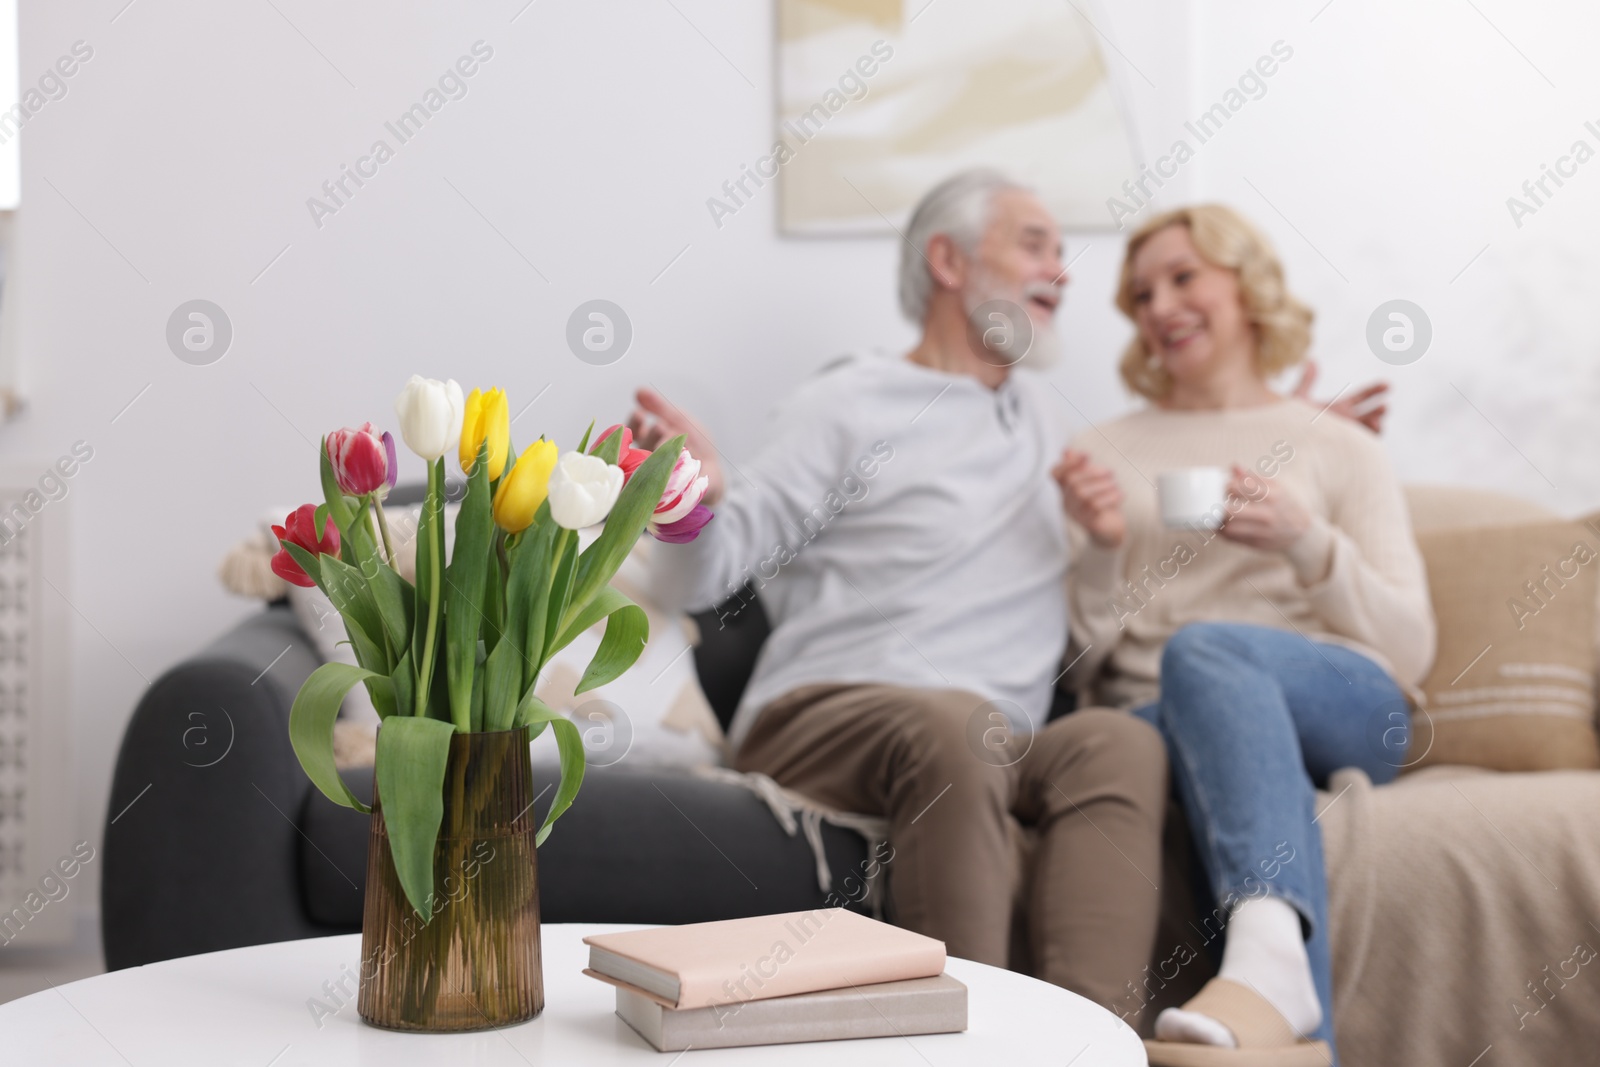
[615, 972, 968, 1052]
[582, 909, 946, 1010]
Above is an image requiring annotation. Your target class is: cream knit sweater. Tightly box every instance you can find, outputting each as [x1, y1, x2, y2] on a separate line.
[1064, 397, 1436, 710]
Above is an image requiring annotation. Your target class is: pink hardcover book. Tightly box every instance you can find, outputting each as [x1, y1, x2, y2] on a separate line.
[582, 909, 946, 1011]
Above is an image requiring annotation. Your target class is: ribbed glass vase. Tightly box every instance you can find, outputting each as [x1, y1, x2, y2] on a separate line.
[357, 725, 543, 1031]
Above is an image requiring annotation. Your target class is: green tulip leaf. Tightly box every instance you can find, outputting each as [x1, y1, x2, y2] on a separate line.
[542, 531, 578, 663]
[282, 542, 388, 674]
[387, 649, 413, 724]
[553, 585, 633, 653]
[319, 441, 356, 533]
[573, 596, 649, 695]
[281, 541, 325, 592]
[445, 445, 494, 731]
[591, 425, 622, 464]
[375, 715, 457, 918]
[481, 631, 524, 734]
[364, 675, 398, 719]
[289, 662, 381, 813]
[469, 638, 487, 732]
[340, 501, 379, 575]
[367, 558, 413, 662]
[411, 459, 447, 717]
[482, 543, 506, 655]
[511, 508, 559, 681]
[319, 444, 370, 571]
[335, 502, 409, 661]
[498, 509, 563, 735]
[485, 519, 553, 734]
[317, 554, 391, 673]
[518, 695, 586, 847]
[498, 443, 518, 488]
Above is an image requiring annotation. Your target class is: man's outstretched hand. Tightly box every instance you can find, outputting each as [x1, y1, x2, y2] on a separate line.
[1052, 448, 1126, 549]
[627, 387, 726, 506]
[1292, 361, 1389, 435]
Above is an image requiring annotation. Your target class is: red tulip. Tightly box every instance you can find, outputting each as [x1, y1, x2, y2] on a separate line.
[325, 423, 397, 497]
[271, 504, 340, 588]
[594, 424, 650, 480]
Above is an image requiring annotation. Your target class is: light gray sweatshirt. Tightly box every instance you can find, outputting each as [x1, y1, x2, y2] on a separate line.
[649, 353, 1071, 750]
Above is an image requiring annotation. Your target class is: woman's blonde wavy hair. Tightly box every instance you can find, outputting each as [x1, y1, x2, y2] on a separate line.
[1114, 205, 1313, 401]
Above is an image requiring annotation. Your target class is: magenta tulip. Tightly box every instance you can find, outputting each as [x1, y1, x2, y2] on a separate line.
[652, 504, 712, 543]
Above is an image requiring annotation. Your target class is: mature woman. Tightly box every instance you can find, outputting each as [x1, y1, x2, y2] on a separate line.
[1056, 205, 1434, 1066]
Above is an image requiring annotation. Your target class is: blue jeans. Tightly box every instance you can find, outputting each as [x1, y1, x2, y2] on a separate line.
[1133, 622, 1407, 1060]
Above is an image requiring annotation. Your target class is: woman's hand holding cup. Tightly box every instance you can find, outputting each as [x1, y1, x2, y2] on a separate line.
[1218, 463, 1311, 552]
[1053, 449, 1127, 549]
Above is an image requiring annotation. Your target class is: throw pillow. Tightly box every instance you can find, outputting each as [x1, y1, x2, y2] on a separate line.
[1409, 517, 1600, 772]
[1583, 510, 1600, 720]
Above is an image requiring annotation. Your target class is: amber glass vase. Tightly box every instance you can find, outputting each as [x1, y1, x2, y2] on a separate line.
[357, 726, 543, 1031]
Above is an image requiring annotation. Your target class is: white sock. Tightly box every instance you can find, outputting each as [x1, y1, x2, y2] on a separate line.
[1155, 896, 1322, 1047]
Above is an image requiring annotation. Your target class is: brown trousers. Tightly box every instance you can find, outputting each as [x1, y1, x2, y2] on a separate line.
[736, 684, 1168, 1011]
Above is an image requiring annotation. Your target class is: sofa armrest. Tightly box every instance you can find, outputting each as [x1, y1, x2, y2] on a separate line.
[101, 604, 343, 969]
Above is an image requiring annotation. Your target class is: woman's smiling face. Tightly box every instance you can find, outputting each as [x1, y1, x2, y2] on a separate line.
[1128, 223, 1255, 389]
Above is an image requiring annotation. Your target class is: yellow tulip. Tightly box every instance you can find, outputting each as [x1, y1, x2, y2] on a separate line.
[493, 439, 559, 533]
[459, 387, 511, 480]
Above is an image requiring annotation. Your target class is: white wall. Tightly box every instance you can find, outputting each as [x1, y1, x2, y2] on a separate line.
[5, 0, 1182, 920]
[12, 0, 1597, 928]
[1185, 0, 1600, 510]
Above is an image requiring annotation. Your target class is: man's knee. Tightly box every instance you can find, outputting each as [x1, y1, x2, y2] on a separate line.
[1044, 708, 1168, 802]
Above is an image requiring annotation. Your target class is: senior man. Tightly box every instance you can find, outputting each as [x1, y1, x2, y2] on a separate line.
[630, 170, 1167, 1010]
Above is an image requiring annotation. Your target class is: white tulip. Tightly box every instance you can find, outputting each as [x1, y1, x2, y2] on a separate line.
[547, 451, 625, 530]
[393, 376, 465, 461]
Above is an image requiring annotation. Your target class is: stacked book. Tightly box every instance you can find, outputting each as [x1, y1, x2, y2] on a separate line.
[583, 908, 967, 1052]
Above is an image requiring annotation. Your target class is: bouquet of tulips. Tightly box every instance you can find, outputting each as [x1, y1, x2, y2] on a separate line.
[281, 376, 711, 918]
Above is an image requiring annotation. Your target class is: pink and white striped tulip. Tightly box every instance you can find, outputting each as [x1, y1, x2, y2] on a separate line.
[325, 422, 397, 497]
[649, 449, 712, 543]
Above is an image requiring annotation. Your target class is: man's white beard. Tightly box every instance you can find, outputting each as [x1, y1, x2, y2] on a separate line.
[963, 268, 1063, 371]
[1022, 324, 1062, 371]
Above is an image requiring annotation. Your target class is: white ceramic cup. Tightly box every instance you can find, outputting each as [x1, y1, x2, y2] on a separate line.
[1157, 467, 1230, 529]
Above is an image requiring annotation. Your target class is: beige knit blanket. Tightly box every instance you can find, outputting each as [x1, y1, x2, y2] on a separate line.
[1321, 765, 1600, 1066]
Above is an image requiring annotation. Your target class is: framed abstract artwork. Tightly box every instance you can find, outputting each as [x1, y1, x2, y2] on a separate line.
[770, 0, 1139, 234]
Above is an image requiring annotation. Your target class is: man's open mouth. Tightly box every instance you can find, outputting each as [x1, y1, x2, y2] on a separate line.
[1027, 290, 1060, 314]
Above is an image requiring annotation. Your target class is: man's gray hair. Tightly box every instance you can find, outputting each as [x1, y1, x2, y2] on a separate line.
[897, 169, 1031, 324]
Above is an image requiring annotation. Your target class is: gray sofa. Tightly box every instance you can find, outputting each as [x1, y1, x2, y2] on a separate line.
[102, 484, 1600, 1066]
[100, 595, 873, 970]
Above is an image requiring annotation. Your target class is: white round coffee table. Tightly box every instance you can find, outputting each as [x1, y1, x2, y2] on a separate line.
[1, 923, 1145, 1065]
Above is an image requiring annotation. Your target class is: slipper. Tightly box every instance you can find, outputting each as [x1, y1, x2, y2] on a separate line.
[1143, 978, 1332, 1066]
